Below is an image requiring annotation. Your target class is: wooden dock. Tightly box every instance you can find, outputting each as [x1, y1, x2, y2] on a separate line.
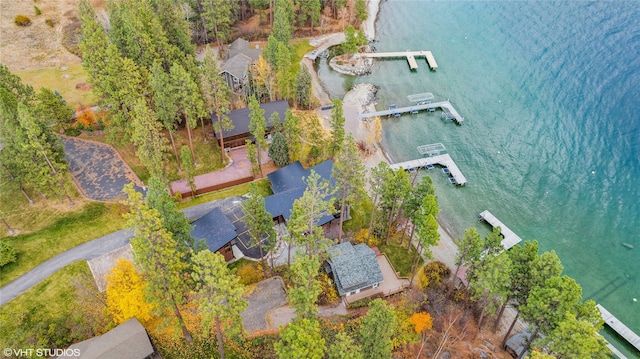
[389, 153, 467, 186]
[361, 50, 438, 70]
[358, 100, 464, 124]
[596, 304, 640, 353]
[478, 210, 523, 250]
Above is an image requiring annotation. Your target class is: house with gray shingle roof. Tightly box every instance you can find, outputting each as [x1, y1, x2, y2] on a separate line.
[220, 38, 262, 92]
[325, 242, 384, 297]
[190, 207, 239, 262]
[58, 318, 156, 359]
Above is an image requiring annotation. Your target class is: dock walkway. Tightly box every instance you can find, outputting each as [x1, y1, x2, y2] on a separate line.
[358, 100, 464, 124]
[361, 50, 438, 70]
[389, 153, 467, 186]
[478, 210, 523, 250]
[596, 304, 640, 353]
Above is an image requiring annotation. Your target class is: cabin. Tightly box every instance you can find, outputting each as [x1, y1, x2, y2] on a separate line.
[191, 207, 239, 262]
[58, 318, 156, 359]
[220, 38, 262, 92]
[325, 242, 384, 297]
[213, 100, 289, 149]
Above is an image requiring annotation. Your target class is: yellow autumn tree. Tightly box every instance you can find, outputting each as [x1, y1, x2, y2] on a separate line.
[106, 258, 153, 325]
[409, 312, 433, 334]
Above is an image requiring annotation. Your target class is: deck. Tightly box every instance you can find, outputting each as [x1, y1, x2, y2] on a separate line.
[361, 50, 438, 70]
[596, 304, 640, 353]
[389, 153, 467, 186]
[358, 100, 464, 124]
[478, 210, 523, 250]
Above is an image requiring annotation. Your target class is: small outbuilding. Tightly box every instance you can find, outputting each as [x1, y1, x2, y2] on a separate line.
[191, 207, 239, 261]
[325, 242, 384, 297]
[58, 318, 156, 359]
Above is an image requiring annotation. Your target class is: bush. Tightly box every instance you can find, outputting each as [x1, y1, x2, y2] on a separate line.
[45, 19, 56, 27]
[419, 261, 451, 289]
[0, 241, 18, 267]
[317, 273, 339, 305]
[236, 263, 263, 285]
[14, 15, 32, 27]
[34, 6, 41, 15]
[63, 127, 81, 137]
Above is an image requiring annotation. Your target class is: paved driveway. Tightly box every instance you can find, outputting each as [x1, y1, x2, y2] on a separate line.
[241, 277, 288, 334]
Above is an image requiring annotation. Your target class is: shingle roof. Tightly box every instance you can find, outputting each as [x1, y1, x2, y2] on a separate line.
[220, 53, 252, 81]
[60, 318, 154, 359]
[213, 100, 289, 140]
[264, 159, 336, 225]
[326, 242, 384, 296]
[228, 38, 263, 62]
[191, 207, 238, 253]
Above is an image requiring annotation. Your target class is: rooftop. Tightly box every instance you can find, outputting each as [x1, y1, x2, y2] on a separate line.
[326, 242, 383, 296]
[213, 100, 289, 140]
[191, 207, 238, 253]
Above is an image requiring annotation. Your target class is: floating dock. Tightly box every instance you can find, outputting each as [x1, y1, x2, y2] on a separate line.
[390, 153, 467, 186]
[596, 304, 640, 353]
[478, 210, 523, 250]
[358, 100, 464, 124]
[361, 50, 438, 70]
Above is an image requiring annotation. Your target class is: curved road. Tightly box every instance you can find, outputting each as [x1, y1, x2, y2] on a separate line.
[0, 197, 241, 306]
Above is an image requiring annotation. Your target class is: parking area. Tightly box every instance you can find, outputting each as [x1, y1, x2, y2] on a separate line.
[241, 276, 288, 334]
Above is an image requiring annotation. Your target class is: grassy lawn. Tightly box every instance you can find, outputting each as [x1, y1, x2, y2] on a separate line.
[15, 63, 97, 109]
[378, 233, 423, 278]
[0, 202, 126, 286]
[0, 261, 91, 349]
[176, 178, 272, 209]
[289, 39, 314, 75]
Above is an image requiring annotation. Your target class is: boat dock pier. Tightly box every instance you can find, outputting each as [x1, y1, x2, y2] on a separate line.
[478, 210, 523, 250]
[361, 50, 438, 70]
[390, 153, 467, 186]
[596, 304, 640, 355]
[358, 100, 464, 124]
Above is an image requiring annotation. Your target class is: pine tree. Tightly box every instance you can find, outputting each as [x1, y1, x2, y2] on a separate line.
[283, 109, 302, 162]
[242, 183, 276, 275]
[34, 88, 73, 124]
[329, 99, 345, 157]
[360, 299, 396, 359]
[180, 146, 197, 197]
[123, 184, 193, 343]
[269, 131, 289, 167]
[170, 63, 206, 166]
[332, 135, 365, 242]
[274, 318, 325, 359]
[201, 0, 234, 47]
[191, 250, 247, 359]
[149, 62, 182, 171]
[294, 65, 312, 109]
[130, 98, 167, 181]
[248, 95, 267, 177]
[327, 331, 363, 359]
[245, 140, 260, 178]
[287, 254, 322, 319]
[201, 49, 233, 161]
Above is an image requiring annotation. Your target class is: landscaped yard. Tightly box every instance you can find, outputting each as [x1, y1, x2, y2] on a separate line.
[378, 233, 424, 277]
[16, 63, 97, 109]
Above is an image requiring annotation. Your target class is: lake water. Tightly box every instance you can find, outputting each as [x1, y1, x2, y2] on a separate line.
[318, 1, 640, 355]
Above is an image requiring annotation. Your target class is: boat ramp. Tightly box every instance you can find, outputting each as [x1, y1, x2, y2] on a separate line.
[390, 153, 467, 186]
[361, 50, 438, 70]
[596, 304, 640, 355]
[358, 100, 464, 124]
[478, 210, 523, 250]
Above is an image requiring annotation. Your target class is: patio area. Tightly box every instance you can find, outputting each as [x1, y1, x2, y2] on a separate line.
[344, 254, 410, 304]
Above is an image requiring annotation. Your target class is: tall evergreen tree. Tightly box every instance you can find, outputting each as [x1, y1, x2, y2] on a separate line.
[248, 95, 267, 177]
[153, 0, 195, 56]
[269, 131, 289, 167]
[201, 49, 233, 161]
[294, 65, 312, 109]
[123, 184, 193, 343]
[332, 135, 365, 242]
[149, 62, 182, 171]
[274, 318, 325, 359]
[191, 250, 247, 359]
[180, 146, 197, 196]
[201, 0, 234, 47]
[283, 109, 301, 162]
[130, 98, 167, 181]
[242, 183, 276, 275]
[169, 63, 206, 166]
[329, 99, 345, 157]
[360, 299, 396, 359]
[288, 254, 322, 319]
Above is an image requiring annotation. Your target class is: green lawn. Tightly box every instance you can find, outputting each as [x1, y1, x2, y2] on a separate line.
[378, 234, 423, 277]
[0, 202, 125, 286]
[176, 178, 272, 209]
[15, 63, 98, 109]
[0, 261, 93, 350]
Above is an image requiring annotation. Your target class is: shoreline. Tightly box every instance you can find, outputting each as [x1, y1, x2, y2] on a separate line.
[362, 0, 381, 41]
